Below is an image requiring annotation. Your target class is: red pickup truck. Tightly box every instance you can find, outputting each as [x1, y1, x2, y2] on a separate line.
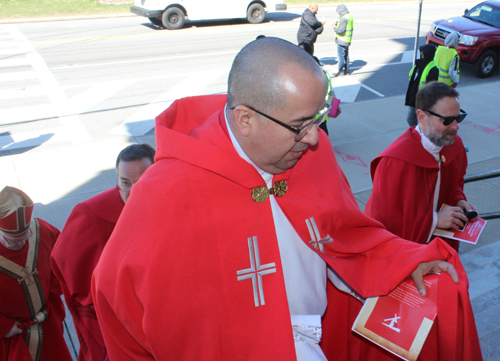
[426, 0, 500, 78]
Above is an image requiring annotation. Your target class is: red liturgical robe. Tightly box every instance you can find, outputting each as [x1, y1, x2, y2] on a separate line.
[0, 219, 72, 361]
[365, 127, 467, 251]
[51, 187, 124, 361]
[92, 95, 481, 361]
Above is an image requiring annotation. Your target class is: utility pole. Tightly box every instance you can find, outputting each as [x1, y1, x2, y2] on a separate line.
[414, 0, 424, 66]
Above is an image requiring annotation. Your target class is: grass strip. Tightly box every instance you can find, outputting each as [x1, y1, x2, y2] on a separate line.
[0, 0, 418, 20]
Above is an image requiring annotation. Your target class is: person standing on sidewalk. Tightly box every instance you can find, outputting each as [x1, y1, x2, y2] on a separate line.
[333, 4, 353, 76]
[435, 32, 460, 87]
[297, 3, 325, 56]
[405, 44, 439, 126]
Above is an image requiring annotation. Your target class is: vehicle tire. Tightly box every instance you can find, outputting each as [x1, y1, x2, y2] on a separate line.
[473, 50, 498, 78]
[162, 7, 185, 30]
[247, 3, 265, 24]
[149, 17, 162, 27]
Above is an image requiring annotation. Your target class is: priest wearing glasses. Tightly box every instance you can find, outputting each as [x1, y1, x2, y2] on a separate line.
[93, 39, 481, 361]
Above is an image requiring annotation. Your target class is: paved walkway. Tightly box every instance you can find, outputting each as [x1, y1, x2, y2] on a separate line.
[2, 78, 499, 359]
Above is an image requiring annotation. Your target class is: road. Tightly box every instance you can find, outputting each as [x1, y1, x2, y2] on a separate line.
[0, 0, 491, 157]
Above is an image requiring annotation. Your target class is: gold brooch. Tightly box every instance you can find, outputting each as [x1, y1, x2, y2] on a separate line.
[440, 155, 446, 163]
[251, 180, 288, 203]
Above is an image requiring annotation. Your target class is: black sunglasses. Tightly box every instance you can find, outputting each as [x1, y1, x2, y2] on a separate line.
[423, 108, 467, 126]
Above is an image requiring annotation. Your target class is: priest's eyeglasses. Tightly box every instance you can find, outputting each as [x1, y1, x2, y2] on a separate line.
[117, 182, 132, 192]
[423, 108, 467, 126]
[230, 103, 331, 141]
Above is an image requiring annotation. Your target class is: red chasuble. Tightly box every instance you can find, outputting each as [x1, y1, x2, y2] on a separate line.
[365, 127, 467, 251]
[0, 219, 72, 361]
[51, 187, 124, 361]
[92, 95, 481, 361]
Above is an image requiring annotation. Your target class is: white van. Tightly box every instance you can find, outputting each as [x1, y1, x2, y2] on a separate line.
[130, 0, 287, 30]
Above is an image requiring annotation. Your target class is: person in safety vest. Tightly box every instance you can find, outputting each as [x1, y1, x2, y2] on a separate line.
[405, 44, 439, 126]
[435, 32, 460, 88]
[333, 4, 353, 76]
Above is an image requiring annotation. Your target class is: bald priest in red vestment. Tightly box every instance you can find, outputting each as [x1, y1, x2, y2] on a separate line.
[0, 186, 72, 361]
[51, 144, 155, 361]
[366, 82, 477, 252]
[92, 38, 482, 361]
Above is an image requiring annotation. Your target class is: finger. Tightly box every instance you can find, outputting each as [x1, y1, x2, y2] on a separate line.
[433, 262, 459, 283]
[411, 272, 427, 297]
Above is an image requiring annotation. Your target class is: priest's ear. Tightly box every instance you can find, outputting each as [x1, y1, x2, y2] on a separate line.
[416, 109, 429, 127]
[229, 105, 253, 137]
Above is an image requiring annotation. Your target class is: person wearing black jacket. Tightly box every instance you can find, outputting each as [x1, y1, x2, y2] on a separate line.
[405, 44, 439, 126]
[297, 3, 325, 56]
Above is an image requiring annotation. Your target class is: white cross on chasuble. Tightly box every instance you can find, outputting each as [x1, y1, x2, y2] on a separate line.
[236, 237, 277, 307]
[306, 217, 334, 253]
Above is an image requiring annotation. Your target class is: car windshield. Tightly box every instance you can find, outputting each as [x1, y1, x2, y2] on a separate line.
[464, 3, 500, 28]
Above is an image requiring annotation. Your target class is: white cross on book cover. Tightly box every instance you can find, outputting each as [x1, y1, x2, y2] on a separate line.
[352, 273, 439, 361]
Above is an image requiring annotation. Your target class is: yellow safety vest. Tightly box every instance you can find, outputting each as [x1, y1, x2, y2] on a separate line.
[435, 46, 459, 85]
[336, 14, 353, 44]
[420, 60, 437, 88]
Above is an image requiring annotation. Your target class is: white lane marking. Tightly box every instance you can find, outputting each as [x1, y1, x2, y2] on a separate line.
[0, 58, 31, 67]
[6, 25, 93, 144]
[330, 76, 385, 103]
[0, 81, 135, 124]
[331, 77, 362, 104]
[361, 84, 385, 98]
[0, 48, 26, 55]
[0, 104, 55, 125]
[112, 69, 226, 136]
[0, 71, 38, 82]
[0, 86, 45, 100]
[52, 51, 239, 70]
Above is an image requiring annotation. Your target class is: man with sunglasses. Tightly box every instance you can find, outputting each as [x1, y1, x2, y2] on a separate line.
[367, 81, 476, 253]
[93, 39, 481, 361]
[0, 186, 72, 361]
[51, 143, 154, 361]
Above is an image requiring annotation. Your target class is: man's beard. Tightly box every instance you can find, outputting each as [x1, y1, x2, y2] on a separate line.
[426, 128, 457, 147]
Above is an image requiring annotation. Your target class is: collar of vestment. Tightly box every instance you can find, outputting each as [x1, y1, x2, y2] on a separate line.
[154, 95, 293, 192]
[371, 126, 464, 175]
[415, 124, 444, 161]
[84, 186, 125, 223]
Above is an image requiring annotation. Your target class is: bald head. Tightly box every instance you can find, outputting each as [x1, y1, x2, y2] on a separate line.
[309, 3, 319, 13]
[227, 37, 323, 115]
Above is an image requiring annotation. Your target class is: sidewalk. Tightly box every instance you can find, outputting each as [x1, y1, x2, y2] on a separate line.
[2, 78, 499, 359]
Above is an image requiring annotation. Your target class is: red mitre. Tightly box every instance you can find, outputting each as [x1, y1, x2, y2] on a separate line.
[0, 186, 34, 237]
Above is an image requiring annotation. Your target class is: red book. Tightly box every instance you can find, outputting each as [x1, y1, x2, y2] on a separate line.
[433, 218, 487, 245]
[352, 273, 439, 361]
